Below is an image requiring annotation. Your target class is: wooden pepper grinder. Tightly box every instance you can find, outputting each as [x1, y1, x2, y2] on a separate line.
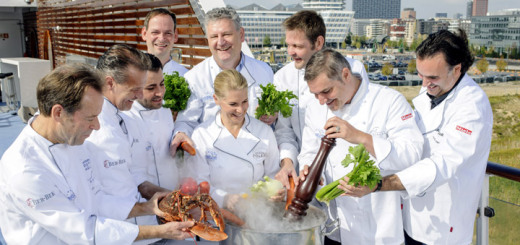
[285, 136, 336, 220]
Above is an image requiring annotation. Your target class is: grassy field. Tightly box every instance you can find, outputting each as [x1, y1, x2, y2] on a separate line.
[393, 81, 520, 244]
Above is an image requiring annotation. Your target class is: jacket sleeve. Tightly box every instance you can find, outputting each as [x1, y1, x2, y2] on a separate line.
[297, 104, 323, 172]
[373, 91, 424, 172]
[6, 171, 138, 245]
[397, 92, 493, 198]
[263, 127, 281, 179]
[273, 73, 300, 164]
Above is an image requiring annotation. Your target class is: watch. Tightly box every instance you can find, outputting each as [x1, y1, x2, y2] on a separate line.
[374, 179, 383, 192]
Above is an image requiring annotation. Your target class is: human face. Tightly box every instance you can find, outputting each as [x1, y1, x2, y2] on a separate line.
[110, 66, 147, 111]
[141, 14, 178, 60]
[307, 69, 357, 111]
[58, 87, 103, 145]
[206, 19, 244, 69]
[138, 69, 165, 110]
[285, 29, 323, 70]
[416, 53, 461, 98]
[214, 89, 248, 127]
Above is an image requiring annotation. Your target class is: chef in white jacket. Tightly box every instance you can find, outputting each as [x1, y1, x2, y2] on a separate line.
[172, 7, 274, 154]
[343, 29, 493, 245]
[184, 69, 280, 208]
[273, 10, 369, 188]
[0, 63, 193, 244]
[123, 54, 180, 195]
[298, 49, 423, 245]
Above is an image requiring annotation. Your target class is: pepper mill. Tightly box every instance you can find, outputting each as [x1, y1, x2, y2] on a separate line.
[285, 136, 336, 221]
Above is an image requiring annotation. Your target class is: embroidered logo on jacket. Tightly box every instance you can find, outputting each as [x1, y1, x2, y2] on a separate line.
[103, 159, 126, 168]
[25, 191, 57, 207]
[253, 152, 266, 159]
[401, 113, 413, 121]
[456, 125, 472, 135]
[205, 150, 217, 161]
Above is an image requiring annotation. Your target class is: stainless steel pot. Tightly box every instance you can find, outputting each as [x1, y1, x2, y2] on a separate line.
[219, 204, 328, 245]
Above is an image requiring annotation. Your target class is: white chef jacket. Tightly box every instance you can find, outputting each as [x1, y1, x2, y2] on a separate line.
[298, 76, 423, 245]
[174, 53, 273, 136]
[273, 58, 369, 169]
[123, 101, 180, 191]
[184, 113, 280, 207]
[396, 74, 493, 245]
[163, 58, 188, 77]
[0, 124, 138, 245]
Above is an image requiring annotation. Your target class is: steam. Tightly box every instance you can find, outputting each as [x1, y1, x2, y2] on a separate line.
[233, 196, 326, 232]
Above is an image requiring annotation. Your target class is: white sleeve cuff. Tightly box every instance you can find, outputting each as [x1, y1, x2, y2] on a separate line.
[279, 142, 299, 163]
[396, 158, 436, 199]
[372, 136, 391, 170]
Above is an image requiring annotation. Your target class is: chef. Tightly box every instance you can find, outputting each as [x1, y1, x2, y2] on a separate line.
[183, 69, 280, 209]
[172, 7, 274, 155]
[273, 10, 370, 188]
[0, 63, 193, 244]
[298, 49, 424, 245]
[342, 29, 493, 245]
[123, 53, 180, 196]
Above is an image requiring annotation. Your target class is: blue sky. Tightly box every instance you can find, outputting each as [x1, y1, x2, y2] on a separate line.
[225, 0, 520, 19]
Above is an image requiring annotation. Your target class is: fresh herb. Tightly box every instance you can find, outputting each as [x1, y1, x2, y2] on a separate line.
[315, 144, 381, 205]
[163, 71, 191, 112]
[255, 83, 297, 119]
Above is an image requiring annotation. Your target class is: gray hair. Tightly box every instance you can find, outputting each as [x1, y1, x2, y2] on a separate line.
[205, 7, 241, 31]
[304, 48, 351, 83]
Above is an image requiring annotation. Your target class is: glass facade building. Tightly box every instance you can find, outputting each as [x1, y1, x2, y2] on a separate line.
[352, 0, 401, 19]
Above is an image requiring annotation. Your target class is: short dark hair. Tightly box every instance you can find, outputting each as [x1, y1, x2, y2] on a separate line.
[37, 63, 103, 116]
[304, 48, 351, 83]
[96, 44, 151, 84]
[283, 10, 326, 49]
[146, 53, 163, 72]
[416, 29, 474, 75]
[144, 8, 177, 30]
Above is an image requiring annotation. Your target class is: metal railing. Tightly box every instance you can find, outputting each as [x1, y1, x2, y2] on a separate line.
[476, 161, 520, 245]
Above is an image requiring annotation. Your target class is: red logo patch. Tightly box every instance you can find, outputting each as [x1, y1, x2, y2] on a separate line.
[456, 125, 472, 135]
[401, 113, 413, 121]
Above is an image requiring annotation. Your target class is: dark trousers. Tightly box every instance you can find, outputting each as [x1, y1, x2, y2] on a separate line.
[404, 230, 427, 245]
[324, 236, 341, 245]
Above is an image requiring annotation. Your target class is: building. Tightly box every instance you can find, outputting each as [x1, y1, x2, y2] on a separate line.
[352, 19, 372, 36]
[472, 0, 488, 17]
[389, 18, 406, 41]
[401, 8, 416, 20]
[454, 13, 463, 19]
[352, 0, 401, 19]
[470, 9, 520, 53]
[365, 19, 390, 38]
[237, 2, 355, 48]
[467, 0, 473, 19]
[435, 13, 448, 18]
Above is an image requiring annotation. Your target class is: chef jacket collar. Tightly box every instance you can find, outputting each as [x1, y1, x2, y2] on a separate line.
[427, 73, 464, 109]
[104, 97, 128, 135]
[210, 52, 246, 73]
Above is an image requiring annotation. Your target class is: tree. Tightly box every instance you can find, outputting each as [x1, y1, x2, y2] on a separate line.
[382, 63, 393, 76]
[407, 59, 416, 74]
[263, 34, 271, 47]
[476, 57, 489, 74]
[496, 57, 507, 71]
[345, 34, 352, 46]
[355, 42, 361, 49]
[280, 35, 286, 48]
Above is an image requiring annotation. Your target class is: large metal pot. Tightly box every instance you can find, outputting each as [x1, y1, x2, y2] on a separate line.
[219, 204, 328, 245]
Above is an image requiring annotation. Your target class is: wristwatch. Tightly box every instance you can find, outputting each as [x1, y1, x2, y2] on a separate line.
[374, 179, 383, 192]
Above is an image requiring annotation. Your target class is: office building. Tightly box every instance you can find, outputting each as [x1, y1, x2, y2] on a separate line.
[435, 13, 448, 18]
[353, 0, 401, 19]
[302, 0, 345, 10]
[470, 9, 520, 53]
[467, 1, 473, 18]
[401, 8, 416, 20]
[472, 0, 488, 17]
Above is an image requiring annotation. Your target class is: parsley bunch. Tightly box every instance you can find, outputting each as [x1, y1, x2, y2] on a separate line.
[315, 144, 382, 205]
[255, 83, 297, 119]
[163, 71, 191, 112]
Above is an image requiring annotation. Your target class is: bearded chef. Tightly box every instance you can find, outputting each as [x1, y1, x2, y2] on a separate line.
[342, 29, 493, 245]
[183, 69, 280, 209]
[298, 49, 423, 245]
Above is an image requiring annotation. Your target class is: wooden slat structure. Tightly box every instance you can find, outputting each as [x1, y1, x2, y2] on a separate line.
[36, 0, 210, 69]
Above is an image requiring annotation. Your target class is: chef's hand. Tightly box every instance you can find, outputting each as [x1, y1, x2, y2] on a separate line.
[275, 158, 299, 189]
[259, 112, 278, 125]
[224, 194, 241, 212]
[149, 191, 170, 217]
[158, 221, 195, 240]
[337, 176, 375, 198]
[169, 132, 194, 157]
[324, 116, 375, 157]
[298, 165, 323, 186]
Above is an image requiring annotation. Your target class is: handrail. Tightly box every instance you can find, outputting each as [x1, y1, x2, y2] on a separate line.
[486, 161, 520, 182]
